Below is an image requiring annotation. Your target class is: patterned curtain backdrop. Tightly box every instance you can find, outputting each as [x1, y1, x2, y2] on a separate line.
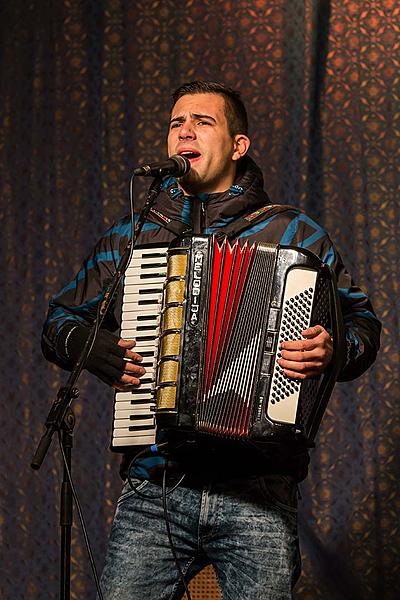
[0, 1, 398, 598]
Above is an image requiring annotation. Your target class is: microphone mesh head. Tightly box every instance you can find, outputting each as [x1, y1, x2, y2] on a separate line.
[170, 154, 191, 177]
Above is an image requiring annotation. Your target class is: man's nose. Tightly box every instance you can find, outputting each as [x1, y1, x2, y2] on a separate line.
[178, 121, 195, 139]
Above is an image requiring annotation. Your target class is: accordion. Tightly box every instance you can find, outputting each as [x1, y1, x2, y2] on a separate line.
[111, 235, 344, 452]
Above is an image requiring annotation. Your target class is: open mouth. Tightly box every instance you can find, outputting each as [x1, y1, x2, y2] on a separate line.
[179, 151, 201, 161]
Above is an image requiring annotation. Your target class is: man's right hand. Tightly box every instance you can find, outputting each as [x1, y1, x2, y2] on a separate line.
[63, 325, 146, 388]
[113, 338, 146, 391]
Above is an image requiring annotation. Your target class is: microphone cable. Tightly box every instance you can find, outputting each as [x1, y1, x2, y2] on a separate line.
[51, 173, 137, 600]
[125, 173, 192, 597]
[57, 430, 104, 600]
[162, 464, 192, 600]
[126, 443, 192, 599]
[126, 443, 186, 500]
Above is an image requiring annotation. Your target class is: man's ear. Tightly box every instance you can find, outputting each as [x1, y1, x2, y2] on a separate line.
[232, 134, 251, 161]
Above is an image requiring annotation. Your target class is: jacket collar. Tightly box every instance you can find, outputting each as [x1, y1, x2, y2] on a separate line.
[152, 156, 271, 231]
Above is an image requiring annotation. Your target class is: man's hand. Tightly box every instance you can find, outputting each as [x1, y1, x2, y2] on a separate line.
[113, 338, 146, 391]
[63, 325, 146, 388]
[277, 325, 333, 379]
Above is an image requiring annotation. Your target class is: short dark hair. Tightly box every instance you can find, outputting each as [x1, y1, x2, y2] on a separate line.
[171, 81, 248, 136]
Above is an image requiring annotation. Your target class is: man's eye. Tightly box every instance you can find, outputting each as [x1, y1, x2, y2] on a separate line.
[197, 120, 210, 126]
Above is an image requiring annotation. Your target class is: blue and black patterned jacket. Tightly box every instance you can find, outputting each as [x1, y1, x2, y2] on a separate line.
[42, 156, 381, 481]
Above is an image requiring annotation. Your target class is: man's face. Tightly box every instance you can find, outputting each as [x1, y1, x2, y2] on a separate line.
[167, 93, 247, 194]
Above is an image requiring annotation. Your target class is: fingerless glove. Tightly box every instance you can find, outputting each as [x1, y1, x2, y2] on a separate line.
[58, 324, 126, 386]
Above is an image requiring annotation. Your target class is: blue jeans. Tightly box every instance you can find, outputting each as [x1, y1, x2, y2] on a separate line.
[100, 474, 301, 599]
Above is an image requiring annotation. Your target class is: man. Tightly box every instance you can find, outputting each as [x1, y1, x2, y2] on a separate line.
[42, 81, 381, 599]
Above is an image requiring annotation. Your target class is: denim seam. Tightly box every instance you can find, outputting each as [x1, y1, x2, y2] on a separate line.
[198, 484, 211, 530]
[116, 479, 150, 505]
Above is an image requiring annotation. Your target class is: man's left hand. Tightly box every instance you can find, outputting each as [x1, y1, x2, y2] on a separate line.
[277, 325, 333, 379]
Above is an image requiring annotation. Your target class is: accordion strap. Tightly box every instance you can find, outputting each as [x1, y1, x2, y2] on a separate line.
[149, 207, 193, 236]
[219, 204, 296, 240]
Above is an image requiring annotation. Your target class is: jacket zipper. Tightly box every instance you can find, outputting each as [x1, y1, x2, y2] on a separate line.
[200, 201, 206, 234]
[193, 198, 206, 234]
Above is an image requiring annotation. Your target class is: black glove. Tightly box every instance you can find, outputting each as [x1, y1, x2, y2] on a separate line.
[59, 324, 127, 386]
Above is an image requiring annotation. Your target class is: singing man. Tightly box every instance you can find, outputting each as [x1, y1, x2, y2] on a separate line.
[42, 81, 381, 599]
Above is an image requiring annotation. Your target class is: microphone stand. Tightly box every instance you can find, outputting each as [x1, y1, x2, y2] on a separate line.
[31, 175, 164, 600]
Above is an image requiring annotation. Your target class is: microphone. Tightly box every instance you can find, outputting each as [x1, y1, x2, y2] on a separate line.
[133, 154, 191, 178]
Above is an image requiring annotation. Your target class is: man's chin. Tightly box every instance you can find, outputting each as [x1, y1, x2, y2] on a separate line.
[178, 170, 203, 194]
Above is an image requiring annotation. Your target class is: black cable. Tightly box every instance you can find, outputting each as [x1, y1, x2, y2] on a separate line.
[126, 443, 186, 500]
[162, 465, 192, 600]
[125, 444, 192, 597]
[123, 175, 193, 595]
[57, 431, 104, 600]
[128, 173, 136, 263]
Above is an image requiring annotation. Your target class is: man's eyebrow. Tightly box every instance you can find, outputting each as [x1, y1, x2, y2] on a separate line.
[191, 113, 217, 122]
[169, 113, 217, 125]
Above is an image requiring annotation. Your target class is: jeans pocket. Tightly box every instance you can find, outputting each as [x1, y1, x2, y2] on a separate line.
[257, 474, 298, 515]
[117, 478, 150, 505]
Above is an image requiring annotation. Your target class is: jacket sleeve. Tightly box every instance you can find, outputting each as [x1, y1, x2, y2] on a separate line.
[41, 218, 130, 370]
[294, 216, 381, 382]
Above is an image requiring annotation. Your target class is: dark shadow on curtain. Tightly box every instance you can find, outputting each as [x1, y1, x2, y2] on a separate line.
[306, 0, 331, 221]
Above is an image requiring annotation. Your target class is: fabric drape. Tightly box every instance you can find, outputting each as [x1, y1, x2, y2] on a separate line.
[0, 1, 398, 598]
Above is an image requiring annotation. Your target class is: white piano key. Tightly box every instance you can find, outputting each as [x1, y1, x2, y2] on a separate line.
[128, 248, 167, 257]
[125, 266, 166, 275]
[126, 263, 167, 272]
[115, 402, 154, 412]
[113, 427, 155, 437]
[123, 290, 163, 302]
[120, 334, 158, 343]
[125, 276, 166, 286]
[121, 312, 159, 321]
[114, 416, 155, 428]
[126, 321, 158, 329]
[122, 331, 159, 340]
[120, 340, 158, 349]
[126, 255, 167, 267]
[131, 338, 158, 347]
[114, 402, 155, 413]
[127, 271, 166, 280]
[121, 322, 159, 331]
[128, 264, 166, 272]
[126, 283, 164, 292]
[115, 391, 155, 402]
[112, 244, 169, 451]
[122, 318, 159, 328]
[114, 412, 155, 422]
[122, 308, 161, 316]
[122, 304, 161, 315]
[112, 434, 156, 446]
[127, 261, 165, 268]
[140, 358, 157, 366]
[120, 330, 159, 342]
[120, 327, 159, 338]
